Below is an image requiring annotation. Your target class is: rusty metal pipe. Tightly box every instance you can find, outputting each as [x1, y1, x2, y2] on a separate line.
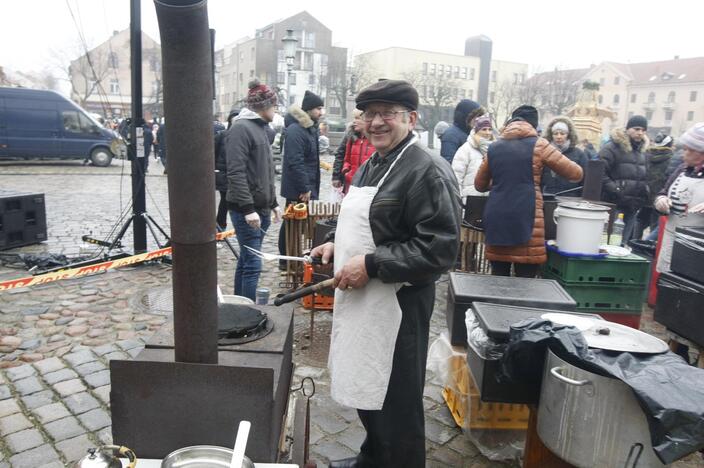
[155, 0, 218, 364]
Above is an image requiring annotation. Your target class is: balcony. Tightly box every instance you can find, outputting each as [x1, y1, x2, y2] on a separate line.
[642, 101, 657, 111]
[662, 101, 676, 110]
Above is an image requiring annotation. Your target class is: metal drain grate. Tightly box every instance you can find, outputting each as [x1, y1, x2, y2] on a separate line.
[130, 285, 173, 316]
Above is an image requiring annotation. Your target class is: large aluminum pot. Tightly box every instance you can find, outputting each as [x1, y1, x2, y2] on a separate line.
[161, 445, 254, 468]
[537, 350, 666, 468]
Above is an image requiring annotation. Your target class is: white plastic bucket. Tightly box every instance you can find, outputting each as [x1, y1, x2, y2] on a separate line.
[554, 202, 610, 255]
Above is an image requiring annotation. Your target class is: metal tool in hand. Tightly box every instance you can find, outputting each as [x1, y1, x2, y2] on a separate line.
[243, 246, 322, 264]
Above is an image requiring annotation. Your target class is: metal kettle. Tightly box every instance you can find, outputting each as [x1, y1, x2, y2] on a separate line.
[73, 445, 137, 468]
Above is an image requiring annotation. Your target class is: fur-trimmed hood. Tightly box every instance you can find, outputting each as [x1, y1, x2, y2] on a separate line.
[544, 116, 578, 150]
[609, 127, 649, 154]
[285, 105, 315, 129]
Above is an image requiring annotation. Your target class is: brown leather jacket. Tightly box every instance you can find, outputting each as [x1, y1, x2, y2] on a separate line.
[475, 121, 583, 264]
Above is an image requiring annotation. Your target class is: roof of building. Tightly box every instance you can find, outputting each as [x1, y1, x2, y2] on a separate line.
[626, 57, 704, 85]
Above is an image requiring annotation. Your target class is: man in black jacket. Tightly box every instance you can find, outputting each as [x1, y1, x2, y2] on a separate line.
[599, 115, 649, 245]
[311, 80, 461, 468]
[277, 90, 324, 263]
[225, 80, 280, 300]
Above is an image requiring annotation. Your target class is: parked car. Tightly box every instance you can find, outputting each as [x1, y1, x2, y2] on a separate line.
[0, 87, 121, 166]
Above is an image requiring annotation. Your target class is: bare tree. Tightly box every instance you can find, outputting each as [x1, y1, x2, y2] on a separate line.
[530, 68, 583, 117]
[51, 40, 111, 110]
[325, 59, 351, 119]
[403, 71, 461, 148]
[487, 79, 524, 128]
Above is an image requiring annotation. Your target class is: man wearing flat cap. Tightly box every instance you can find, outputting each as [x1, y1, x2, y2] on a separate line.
[311, 80, 461, 467]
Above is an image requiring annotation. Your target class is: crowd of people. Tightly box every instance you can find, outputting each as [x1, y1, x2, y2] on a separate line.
[123, 75, 703, 468]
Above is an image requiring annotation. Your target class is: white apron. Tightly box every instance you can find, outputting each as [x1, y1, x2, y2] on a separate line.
[656, 173, 704, 273]
[329, 138, 417, 410]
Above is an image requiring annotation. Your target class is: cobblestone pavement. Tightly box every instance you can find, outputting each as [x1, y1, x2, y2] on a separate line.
[0, 159, 702, 467]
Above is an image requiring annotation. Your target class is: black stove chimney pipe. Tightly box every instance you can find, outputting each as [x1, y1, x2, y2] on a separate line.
[154, 0, 218, 364]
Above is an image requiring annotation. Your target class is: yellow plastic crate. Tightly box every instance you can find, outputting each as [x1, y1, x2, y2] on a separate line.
[442, 354, 529, 430]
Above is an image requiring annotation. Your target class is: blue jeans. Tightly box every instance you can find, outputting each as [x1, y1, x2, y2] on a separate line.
[230, 210, 271, 301]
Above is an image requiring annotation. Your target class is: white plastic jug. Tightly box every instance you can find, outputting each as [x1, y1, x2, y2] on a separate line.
[554, 202, 610, 255]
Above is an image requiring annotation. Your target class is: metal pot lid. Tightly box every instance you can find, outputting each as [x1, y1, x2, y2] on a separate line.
[557, 201, 610, 212]
[542, 313, 668, 354]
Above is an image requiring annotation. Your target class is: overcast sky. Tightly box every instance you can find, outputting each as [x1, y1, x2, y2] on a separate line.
[2, 0, 701, 79]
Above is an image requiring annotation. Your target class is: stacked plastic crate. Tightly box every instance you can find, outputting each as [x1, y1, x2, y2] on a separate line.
[542, 249, 650, 329]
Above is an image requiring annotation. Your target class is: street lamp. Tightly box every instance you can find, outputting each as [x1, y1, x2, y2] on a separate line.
[281, 29, 298, 107]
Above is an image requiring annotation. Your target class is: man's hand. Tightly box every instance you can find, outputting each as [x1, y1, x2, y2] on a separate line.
[335, 255, 369, 290]
[272, 207, 282, 223]
[299, 191, 312, 202]
[688, 202, 704, 214]
[310, 242, 334, 265]
[332, 180, 342, 189]
[654, 196, 672, 214]
[245, 212, 261, 229]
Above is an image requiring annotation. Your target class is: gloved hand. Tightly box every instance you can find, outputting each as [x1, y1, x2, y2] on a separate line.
[245, 212, 261, 229]
[654, 196, 672, 214]
[272, 207, 283, 223]
[688, 202, 704, 214]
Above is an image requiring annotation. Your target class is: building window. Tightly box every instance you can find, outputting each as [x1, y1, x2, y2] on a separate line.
[645, 110, 653, 120]
[613, 94, 620, 105]
[630, 93, 637, 103]
[461, 67, 467, 79]
[688, 111, 694, 121]
[110, 79, 120, 94]
[491, 71, 497, 82]
[289, 73, 296, 86]
[239, 52, 244, 62]
[598, 94, 603, 104]
[446, 65, 452, 78]
[438, 64, 444, 76]
[249, 70, 254, 78]
[599, 77, 605, 86]
[231, 92, 236, 104]
[305, 32, 316, 48]
[309, 74, 315, 85]
[277, 49, 285, 62]
[469, 68, 475, 80]
[690, 91, 697, 102]
[239, 73, 243, 82]
[430, 63, 436, 76]
[648, 92, 655, 103]
[422, 63, 428, 75]
[277, 72, 285, 84]
[665, 110, 673, 121]
[149, 55, 159, 72]
[667, 91, 676, 103]
[454, 66, 460, 78]
[251, 47, 255, 60]
[614, 76, 620, 85]
[108, 52, 119, 69]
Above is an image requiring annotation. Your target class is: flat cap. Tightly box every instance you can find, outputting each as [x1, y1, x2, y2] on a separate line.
[355, 79, 419, 111]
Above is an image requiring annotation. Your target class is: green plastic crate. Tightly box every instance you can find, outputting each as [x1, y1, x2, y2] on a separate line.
[544, 249, 650, 285]
[543, 271, 646, 312]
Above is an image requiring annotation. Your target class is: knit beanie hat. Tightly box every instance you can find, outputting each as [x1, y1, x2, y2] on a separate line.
[246, 79, 277, 111]
[511, 105, 539, 129]
[301, 90, 324, 111]
[654, 133, 673, 148]
[551, 121, 569, 134]
[473, 115, 492, 132]
[679, 122, 704, 153]
[626, 115, 648, 130]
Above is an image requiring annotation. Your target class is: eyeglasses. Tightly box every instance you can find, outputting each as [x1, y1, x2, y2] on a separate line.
[361, 110, 410, 122]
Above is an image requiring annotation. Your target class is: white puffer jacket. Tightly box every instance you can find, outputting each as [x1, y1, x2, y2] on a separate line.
[452, 133, 492, 197]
